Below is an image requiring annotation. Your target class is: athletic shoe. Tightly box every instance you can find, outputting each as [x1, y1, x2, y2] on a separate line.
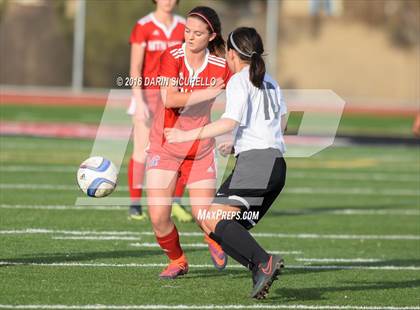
[128, 204, 148, 221]
[204, 234, 227, 270]
[159, 254, 189, 279]
[171, 202, 193, 222]
[250, 255, 284, 299]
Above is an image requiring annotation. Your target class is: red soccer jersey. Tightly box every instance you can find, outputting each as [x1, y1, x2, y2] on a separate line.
[129, 13, 185, 88]
[149, 43, 232, 159]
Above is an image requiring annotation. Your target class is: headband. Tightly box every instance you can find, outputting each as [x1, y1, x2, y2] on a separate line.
[188, 12, 215, 33]
[229, 32, 257, 58]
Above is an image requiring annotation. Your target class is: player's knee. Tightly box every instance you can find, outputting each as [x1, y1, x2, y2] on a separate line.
[149, 212, 171, 232]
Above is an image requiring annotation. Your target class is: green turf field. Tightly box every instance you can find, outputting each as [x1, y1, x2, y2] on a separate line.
[0, 103, 416, 137]
[0, 104, 419, 309]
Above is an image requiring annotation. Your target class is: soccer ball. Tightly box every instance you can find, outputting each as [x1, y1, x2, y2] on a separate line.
[77, 156, 118, 198]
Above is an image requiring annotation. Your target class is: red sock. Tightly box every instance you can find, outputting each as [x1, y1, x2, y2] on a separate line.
[156, 226, 183, 261]
[128, 158, 145, 203]
[174, 176, 186, 199]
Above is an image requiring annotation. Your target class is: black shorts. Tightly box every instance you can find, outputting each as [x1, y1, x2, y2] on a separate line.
[213, 148, 286, 230]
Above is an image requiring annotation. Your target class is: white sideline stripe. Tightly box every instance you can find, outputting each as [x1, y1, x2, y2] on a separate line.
[53, 236, 140, 241]
[1, 166, 418, 182]
[297, 258, 383, 263]
[129, 243, 302, 255]
[1, 204, 418, 216]
[1, 229, 419, 240]
[0, 261, 419, 271]
[1, 184, 419, 196]
[0, 305, 418, 310]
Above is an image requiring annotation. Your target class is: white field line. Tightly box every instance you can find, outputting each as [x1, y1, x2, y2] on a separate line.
[288, 172, 419, 182]
[0, 184, 76, 190]
[285, 187, 419, 196]
[0, 304, 419, 310]
[328, 209, 419, 215]
[128, 242, 302, 255]
[1, 183, 419, 196]
[296, 258, 383, 263]
[1, 229, 419, 241]
[52, 236, 140, 241]
[0, 261, 419, 271]
[1, 165, 418, 182]
[1, 204, 418, 216]
[0, 166, 76, 172]
[0, 204, 126, 210]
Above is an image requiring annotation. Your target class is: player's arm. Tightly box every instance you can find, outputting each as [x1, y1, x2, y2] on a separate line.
[159, 49, 225, 108]
[164, 118, 237, 143]
[161, 78, 225, 108]
[278, 86, 288, 134]
[130, 43, 145, 91]
[281, 114, 287, 134]
[130, 43, 149, 119]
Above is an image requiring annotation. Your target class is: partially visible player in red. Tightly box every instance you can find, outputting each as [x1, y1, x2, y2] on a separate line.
[146, 6, 232, 279]
[412, 113, 420, 137]
[128, 0, 192, 221]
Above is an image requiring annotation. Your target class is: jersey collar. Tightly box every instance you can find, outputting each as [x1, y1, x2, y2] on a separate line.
[150, 13, 179, 39]
[182, 43, 209, 78]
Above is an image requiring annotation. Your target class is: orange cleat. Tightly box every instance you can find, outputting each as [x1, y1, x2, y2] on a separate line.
[204, 234, 227, 270]
[159, 254, 189, 279]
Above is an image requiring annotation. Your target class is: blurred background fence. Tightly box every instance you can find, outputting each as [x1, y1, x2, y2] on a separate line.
[0, 0, 419, 117]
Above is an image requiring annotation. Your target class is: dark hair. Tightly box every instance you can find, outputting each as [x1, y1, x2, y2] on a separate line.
[187, 6, 225, 57]
[227, 27, 265, 88]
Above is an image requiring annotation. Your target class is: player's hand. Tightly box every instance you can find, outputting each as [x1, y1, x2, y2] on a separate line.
[203, 78, 225, 99]
[210, 78, 225, 92]
[164, 128, 189, 143]
[217, 141, 234, 157]
[211, 78, 225, 90]
[134, 97, 150, 121]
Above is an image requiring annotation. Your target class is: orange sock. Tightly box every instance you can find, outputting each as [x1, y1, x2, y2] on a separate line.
[156, 226, 183, 261]
[128, 158, 145, 202]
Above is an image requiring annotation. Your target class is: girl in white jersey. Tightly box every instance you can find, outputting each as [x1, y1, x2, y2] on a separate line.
[165, 27, 287, 299]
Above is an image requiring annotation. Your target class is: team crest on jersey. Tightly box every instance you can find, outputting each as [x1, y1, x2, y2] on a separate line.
[148, 155, 161, 168]
[152, 30, 160, 36]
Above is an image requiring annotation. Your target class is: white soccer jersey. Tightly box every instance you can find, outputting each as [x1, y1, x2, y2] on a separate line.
[221, 66, 287, 156]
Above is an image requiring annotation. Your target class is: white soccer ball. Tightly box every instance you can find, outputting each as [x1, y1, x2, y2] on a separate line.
[77, 156, 118, 198]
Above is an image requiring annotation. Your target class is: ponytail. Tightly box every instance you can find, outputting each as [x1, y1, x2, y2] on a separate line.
[250, 53, 266, 88]
[227, 27, 266, 89]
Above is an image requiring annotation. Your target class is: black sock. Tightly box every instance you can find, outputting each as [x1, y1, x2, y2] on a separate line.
[214, 220, 270, 269]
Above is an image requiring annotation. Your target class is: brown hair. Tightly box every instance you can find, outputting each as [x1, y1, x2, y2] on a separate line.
[188, 6, 225, 57]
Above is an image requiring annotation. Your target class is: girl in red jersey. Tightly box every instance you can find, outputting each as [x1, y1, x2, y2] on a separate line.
[128, 0, 191, 221]
[145, 6, 231, 279]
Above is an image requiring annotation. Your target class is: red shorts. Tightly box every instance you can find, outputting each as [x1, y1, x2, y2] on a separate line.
[146, 146, 216, 185]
